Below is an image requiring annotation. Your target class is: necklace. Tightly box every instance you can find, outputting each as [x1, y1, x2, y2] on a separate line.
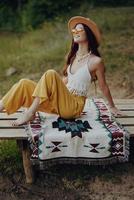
[76, 50, 92, 62]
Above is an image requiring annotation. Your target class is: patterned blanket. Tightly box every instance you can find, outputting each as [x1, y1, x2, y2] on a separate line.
[24, 97, 130, 169]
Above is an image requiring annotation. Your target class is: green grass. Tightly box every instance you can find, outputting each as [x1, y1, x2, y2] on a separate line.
[0, 6, 134, 96]
[0, 5, 134, 175]
[0, 140, 23, 176]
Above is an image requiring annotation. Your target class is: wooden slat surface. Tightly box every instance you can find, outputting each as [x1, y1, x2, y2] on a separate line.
[1, 110, 134, 118]
[107, 100, 134, 136]
[123, 126, 134, 134]
[0, 128, 27, 139]
[115, 118, 134, 125]
[0, 112, 23, 118]
[108, 103, 134, 110]
[0, 99, 134, 140]
[106, 99, 134, 104]
[107, 99, 134, 135]
[0, 119, 18, 127]
[0, 109, 27, 139]
[115, 110, 134, 117]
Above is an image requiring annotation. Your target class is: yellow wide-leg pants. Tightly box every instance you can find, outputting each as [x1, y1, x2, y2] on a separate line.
[1, 69, 86, 119]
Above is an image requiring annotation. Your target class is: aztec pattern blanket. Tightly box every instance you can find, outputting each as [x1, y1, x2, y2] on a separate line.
[24, 97, 130, 169]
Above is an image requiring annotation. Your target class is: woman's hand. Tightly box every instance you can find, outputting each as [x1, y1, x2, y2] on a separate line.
[109, 106, 126, 117]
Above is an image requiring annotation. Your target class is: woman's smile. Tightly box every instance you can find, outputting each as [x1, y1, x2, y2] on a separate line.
[74, 35, 80, 38]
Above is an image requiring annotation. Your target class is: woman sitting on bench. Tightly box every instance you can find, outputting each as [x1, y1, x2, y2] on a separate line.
[0, 16, 123, 126]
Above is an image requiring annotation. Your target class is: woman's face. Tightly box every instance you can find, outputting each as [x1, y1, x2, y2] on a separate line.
[71, 23, 87, 43]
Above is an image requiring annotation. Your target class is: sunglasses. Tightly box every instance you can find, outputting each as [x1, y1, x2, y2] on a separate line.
[71, 28, 84, 34]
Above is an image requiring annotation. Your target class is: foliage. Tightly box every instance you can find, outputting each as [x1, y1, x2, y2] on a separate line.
[0, 0, 134, 31]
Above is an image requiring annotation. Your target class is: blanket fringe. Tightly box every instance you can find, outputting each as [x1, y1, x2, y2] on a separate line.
[30, 155, 129, 170]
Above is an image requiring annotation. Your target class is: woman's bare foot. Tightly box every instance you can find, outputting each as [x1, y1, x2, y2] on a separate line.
[12, 110, 36, 126]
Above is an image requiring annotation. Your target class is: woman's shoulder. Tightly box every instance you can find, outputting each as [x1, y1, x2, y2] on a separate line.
[90, 54, 102, 64]
[88, 54, 104, 71]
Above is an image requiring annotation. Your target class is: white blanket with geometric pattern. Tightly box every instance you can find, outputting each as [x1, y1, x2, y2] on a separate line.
[25, 97, 130, 168]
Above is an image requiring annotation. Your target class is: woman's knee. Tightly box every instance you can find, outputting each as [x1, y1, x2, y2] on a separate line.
[45, 69, 59, 78]
[18, 78, 36, 87]
[41, 69, 59, 81]
[19, 78, 29, 84]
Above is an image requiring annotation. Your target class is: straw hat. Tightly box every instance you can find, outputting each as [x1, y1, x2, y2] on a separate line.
[68, 16, 102, 45]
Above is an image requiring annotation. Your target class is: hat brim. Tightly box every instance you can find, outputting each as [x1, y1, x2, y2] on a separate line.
[68, 16, 102, 45]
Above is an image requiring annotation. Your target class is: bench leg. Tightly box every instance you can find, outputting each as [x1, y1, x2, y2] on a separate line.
[17, 140, 34, 184]
[129, 136, 134, 163]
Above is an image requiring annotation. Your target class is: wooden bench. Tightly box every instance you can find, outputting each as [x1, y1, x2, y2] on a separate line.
[0, 98, 134, 184]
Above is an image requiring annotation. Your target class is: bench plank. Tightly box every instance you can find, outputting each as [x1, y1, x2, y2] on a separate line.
[123, 126, 134, 135]
[0, 113, 24, 118]
[0, 120, 25, 127]
[0, 110, 134, 118]
[115, 118, 134, 125]
[0, 129, 27, 139]
[112, 104, 134, 110]
[115, 111, 134, 117]
[106, 99, 134, 104]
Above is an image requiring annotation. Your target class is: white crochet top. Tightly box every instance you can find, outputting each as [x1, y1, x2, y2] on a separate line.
[66, 56, 92, 97]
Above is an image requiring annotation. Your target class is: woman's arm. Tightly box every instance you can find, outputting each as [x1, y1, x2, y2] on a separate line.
[94, 58, 124, 116]
[95, 59, 115, 107]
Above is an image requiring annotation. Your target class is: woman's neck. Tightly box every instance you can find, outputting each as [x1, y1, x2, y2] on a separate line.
[77, 42, 89, 55]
